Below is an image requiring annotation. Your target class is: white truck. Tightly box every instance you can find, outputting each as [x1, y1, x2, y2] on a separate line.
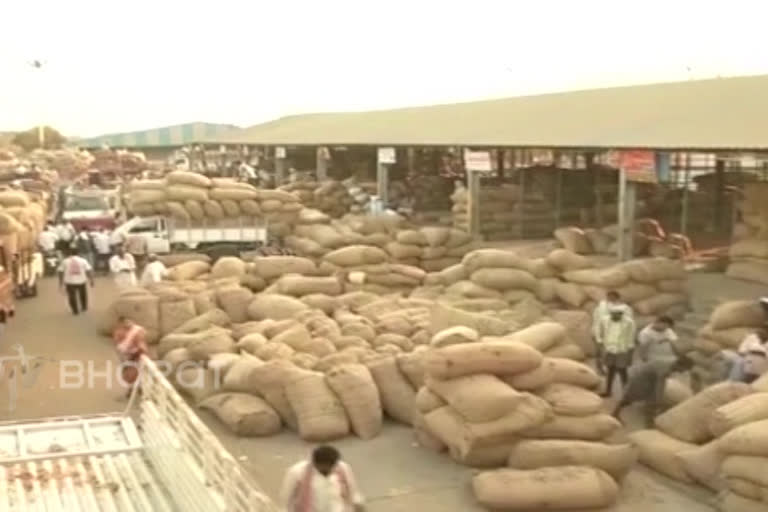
[0, 356, 278, 511]
[113, 216, 268, 256]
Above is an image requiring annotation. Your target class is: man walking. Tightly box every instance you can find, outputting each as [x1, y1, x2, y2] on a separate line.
[140, 254, 168, 286]
[91, 227, 112, 274]
[58, 248, 94, 315]
[109, 246, 137, 291]
[596, 305, 636, 397]
[612, 355, 694, 427]
[280, 445, 365, 512]
[592, 291, 632, 374]
[637, 316, 679, 363]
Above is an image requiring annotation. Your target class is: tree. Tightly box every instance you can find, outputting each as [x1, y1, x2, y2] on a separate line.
[11, 126, 67, 151]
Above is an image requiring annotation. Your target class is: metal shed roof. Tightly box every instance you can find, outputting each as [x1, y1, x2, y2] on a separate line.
[200, 74, 768, 150]
[74, 122, 240, 149]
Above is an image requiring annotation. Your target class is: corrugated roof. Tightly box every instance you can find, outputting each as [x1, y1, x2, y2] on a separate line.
[199, 75, 768, 150]
[74, 122, 240, 149]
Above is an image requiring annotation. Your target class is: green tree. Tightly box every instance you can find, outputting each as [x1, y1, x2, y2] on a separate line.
[11, 126, 67, 151]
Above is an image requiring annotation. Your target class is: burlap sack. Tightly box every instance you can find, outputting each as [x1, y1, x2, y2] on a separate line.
[215, 286, 253, 323]
[429, 303, 509, 337]
[186, 330, 236, 361]
[276, 275, 342, 296]
[461, 249, 529, 274]
[426, 374, 523, 422]
[554, 227, 593, 254]
[655, 381, 753, 443]
[251, 256, 316, 280]
[166, 184, 209, 202]
[159, 296, 197, 335]
[726, 261, 768, 286]
[505, 322, 566, 352]
[200, 392, 281, 436]
[555, 281, 588, 308]
[285, 369, 349, 441]
[294, 224, 346, 248]
[522, 414, 621, 441]
[247, 294, 309, 320]
[718, 419, 768, 457]
[677, 441, 726, 491]
[112, 292, 161, 342]
[508, 440, 638, 480]
[437, 264, 468, 286]
[718, 491, 766, 512]
[211, 257, 247, 279]
[472, 466, 619, 511]
[722, 455, 768, 487]
[430, 326, 479, 348]
[210, 187, 259, 201]
[470, 268, 537, 291]
[709, 392, 768, 437]
[366, 356, 416, 425]
[538, 383, 603, 416]
[325, 364, 382, 439]
[546, 249, 593, 271]
[424, 340, 541, 380]
[445, 281, 503, 299]
[628, 429, 696, 483]
[397, 349, 426, 389]
[168, 261, 210, 281]
[415, 387, 447, 414]
[166, 170, 212, 188]
[203, 200, 225, 219]
[171, 308, 230, 334]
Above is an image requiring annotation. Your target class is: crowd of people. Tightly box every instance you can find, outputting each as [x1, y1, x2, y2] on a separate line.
[591, 290, 768, 427]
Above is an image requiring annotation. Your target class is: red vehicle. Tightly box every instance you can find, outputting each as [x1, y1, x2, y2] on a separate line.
[60, 187, 121, 231]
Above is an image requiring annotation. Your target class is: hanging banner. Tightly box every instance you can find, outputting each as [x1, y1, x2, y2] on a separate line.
[618, 150, 657, 183]
[377, 147, 396, 164]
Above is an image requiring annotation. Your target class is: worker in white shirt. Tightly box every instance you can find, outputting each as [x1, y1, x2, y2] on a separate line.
[592, 291, 633, 374]
[729, 328, 768, 383]
[91, 228, 112, 274]
[140, 254, 168, 286]
[109, 246, 137, 291]
[37, 223, 59, 253]
[58, 247, 94, 315]
[280, 445, 365, 512]
[636, 316, 679, 363]
[55, 221, 75, 252]
[109, 228, 126, 254]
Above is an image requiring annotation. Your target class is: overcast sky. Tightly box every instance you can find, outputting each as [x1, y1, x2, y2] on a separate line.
[1, 0, 766, 137]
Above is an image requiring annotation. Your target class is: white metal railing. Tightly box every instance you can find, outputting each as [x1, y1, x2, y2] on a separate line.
[136, 355, 278, 512]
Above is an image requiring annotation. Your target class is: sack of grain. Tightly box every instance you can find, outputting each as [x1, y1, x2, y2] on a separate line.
[285, 369, 349, 441]
[663, 378, 694, 407]
[166, 170, 212, 188]
[112, 292, 161, 342]
[508, 440, 637, 480]
[655, 381, 753, 443]
[424, 340, 541, 380]
[461, 249, 528, 274]
[166, 184, 209, 202]
[722, 455, 768, 487]
[709, 392, 768, 437]
[294, 224, 346, 248]
[215, 286, 253, 323]
[472, 466, 619, 511]
[719, 419, 768, 456]
[538, 383, 603, 416]
[276, 275, 342, 296]
[554, 227, 593, 254]
[186, 330, 236, 361]
[718, 491, 766, 512]
[159, 296, 197, 335]
[251, 256, 316, 280]
[366, 356, 416, 425]
[168, 260, 210, 281]
[211, 257, 246, 279]
[555, 281, 588, 308]
[415, 387, 447, 413]
[174, 366, 221, 404]
[727, 261, 768, 285]
[430, 326, 479, 348]
[505, 322, 567, 352]
[429, 303, 509, 336]
[677, 441, 726, 491]
[629, 429, 697, 483]
[200, 393, 281, 436]
[546, 249, 593, 271]
[437, 264, 468, 286]
[634, 293, 688, 316]
[222, 357, 262, 391]
[523, 413, 621, 441]
[247, 294, 309, 320]
[397, 349, 426, 389]
[505, 360, 557, 390]
[247, 360, 301, 429]
[325, 364, 382, 439]
[210, 187, 259, 201]
[470, 268, 537, 291]
[426, 374, 523, 422]
[710, 300, 766, 330]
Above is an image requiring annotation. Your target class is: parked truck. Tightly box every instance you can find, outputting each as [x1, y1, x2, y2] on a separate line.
[0, 356, 278, 511]
[59, 187, 122, 231]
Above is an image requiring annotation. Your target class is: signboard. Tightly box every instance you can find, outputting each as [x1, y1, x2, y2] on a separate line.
[464, 150, 493, 172]
[618, 150, 658, 183]
[275, 146, 287, 159]
[377, 147, 396, 164]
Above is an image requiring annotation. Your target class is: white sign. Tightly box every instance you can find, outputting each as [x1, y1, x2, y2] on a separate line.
[464, 150, 493, 172]
[275, 147, 287, 159]
[377, 147, 396, 164]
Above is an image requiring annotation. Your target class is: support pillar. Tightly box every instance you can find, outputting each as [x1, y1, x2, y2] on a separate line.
[275, 146, 286, 186]
[316, 146, 328, 181]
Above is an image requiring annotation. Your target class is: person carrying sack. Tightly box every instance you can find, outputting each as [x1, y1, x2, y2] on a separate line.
[280, 445, 365, 512]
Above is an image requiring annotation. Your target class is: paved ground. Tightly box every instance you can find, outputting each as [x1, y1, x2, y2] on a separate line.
[0, 273, 730, 511]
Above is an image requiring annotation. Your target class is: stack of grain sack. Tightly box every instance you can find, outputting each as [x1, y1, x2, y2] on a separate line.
[726, 182, 768, 285]
[278, 179, 354, 218]
[127, 171, 302, 237]
[410, 323, 633, 510]
[0, 188, 48, 259]
[554, 222, 688, 259]
[690, 301, 765, 384]
[628, 379, 768, 512]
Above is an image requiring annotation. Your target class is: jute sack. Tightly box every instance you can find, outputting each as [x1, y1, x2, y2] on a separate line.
[166, 170, 212, 188]
[522, 414, 621, 441]
[251, 256, 316, 280]
[157, 328, 222, 357]
[397, 349, 426, 389]
[718, 491, 767, 512]
[629, 429, 697, 483]
[215, 286, 253, 323]
[325, 364, 382, 440]
[508, 440, 638, 480]
[294, 224, 346, 248]
[538, 383, 603, 416]
[424, 394, 552, 457]
[730, 239, 768, 259]
[247, 294, 309, 320]
[426, 374, 523, 423]
[545, 358, 601, 389]
[445, 280, 503, 299]
[211, 257, 246, 279]
[505, 322, 566, 352]
[554, 227, 593, 254]
[276, 275, 342, 296]
[555, 281, 588, 308]
[461, 249, 529, 274]
[663, 378, 694, 407]
[112, 292, 161, 342]
[727, 261, 768, 286]
[677, 441, 726, 491]
[423, 340, 542, 380]
[430, 326, 480, 348]
[159, 296, 197, 335]
[413, 410, 446, 453]
[428, 303, 509, 336]
[634, 293, 687, 316]
[472, 466, 619, 511]
[222, 357, 263, 392]
[546, 249, 593, 271]
[248, 360, 300, 430]
[210, 187, 259, 201]
[469, 268, 537, 291]
[562, 267, 629, 289]
[324, 245, 388, 267]
[710, 300, 765, 330]
[366, 356, 416, 425]
[709, 392, 768, 437]
[437, 264, 467, 286]
[505, 360, 557, 390]
[200, 393, 281, 436]
[655, 381, 754, 443]
[726, 478, 765, 502]
[285, 369, 349, 441]
[722, 455, 768, 487]
[168, 260, 210, 281]
[415, 387, 447, 413]
[185, 330, 237, 362]
[162, 348, 192, 373]
[166, 184, 208, 203]
[174, 367, 221, 404]
[447, 440, 517, 468]
[535, 278, 559, 303]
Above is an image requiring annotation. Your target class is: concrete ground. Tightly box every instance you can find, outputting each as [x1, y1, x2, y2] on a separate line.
[0, 273, 731, 511]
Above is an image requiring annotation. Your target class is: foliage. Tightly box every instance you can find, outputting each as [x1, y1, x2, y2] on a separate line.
[11, 126, 66, 151]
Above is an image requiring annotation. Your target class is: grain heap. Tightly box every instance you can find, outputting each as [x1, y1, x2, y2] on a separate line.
[410, 323, 631, 510]
[278, 179, 354, 218]
[27, 147, 94, 179]
[127, 171, 302, 237]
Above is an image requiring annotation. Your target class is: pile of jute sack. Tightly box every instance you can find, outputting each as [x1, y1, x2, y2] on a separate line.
[0, 188, 48, 255]
[278, 179, 355, 219]
[726, 182, 768, 285]
[690, 301, 766, 385]
[126, 171, 302, 237]
[624, 376, 768, 512]
[554, 223, 689, 259]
